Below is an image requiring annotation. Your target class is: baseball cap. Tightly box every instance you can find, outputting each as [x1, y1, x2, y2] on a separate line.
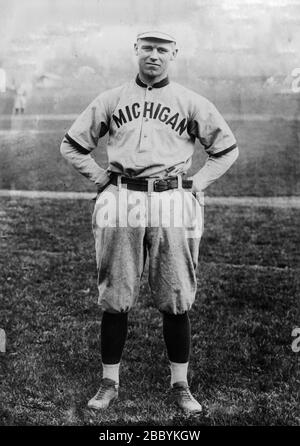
[136, 31, 176, 44]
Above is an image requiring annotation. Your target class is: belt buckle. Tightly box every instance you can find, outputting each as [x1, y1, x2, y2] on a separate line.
[147, 175, 183, 195]
[155, 176, 181, 192]
[154, 179, 169, 192]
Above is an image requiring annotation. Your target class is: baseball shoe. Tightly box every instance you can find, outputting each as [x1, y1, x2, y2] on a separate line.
[87, 378, 119, 410]
[169, 381, 202, 414]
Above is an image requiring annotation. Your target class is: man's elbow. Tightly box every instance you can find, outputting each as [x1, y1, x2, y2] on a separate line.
[60, 137, 70, 160]
[232, 146, 239, 162]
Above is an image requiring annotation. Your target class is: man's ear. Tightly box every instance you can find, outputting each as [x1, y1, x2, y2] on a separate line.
[134, 43, 138, 56]
[170, 48, 178, 61]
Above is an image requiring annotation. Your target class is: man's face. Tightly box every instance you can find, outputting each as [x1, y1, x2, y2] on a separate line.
[134, 38, 178, 81]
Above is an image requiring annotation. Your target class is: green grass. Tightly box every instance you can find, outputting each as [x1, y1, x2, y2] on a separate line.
[0, 198, 299, 425]
[0, 118, 299, 196]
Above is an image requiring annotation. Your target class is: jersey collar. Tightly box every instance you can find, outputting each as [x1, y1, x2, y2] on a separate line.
[135, 74, 170, 89]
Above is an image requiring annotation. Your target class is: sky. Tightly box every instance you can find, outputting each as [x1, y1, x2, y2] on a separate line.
[0, 0, 299, 83]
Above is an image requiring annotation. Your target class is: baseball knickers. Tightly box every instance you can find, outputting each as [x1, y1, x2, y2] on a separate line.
[92, 183, 204, 314]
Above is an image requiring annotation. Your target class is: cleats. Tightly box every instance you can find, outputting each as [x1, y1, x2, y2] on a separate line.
[169, 381, 202, 414]
[87, 378, 119, 410]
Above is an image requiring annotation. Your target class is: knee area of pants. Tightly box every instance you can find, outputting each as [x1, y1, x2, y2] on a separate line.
[101, 301, 133, 314]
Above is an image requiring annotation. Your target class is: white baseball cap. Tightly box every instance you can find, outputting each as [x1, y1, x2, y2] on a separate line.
[136, 31, 176, 44]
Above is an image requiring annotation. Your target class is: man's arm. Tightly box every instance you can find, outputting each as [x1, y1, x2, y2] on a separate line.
[60, 94, 111, 191]
[191, 146, 239, 193]
[189, 98, 239, 193]
[60, 134, 111, 190]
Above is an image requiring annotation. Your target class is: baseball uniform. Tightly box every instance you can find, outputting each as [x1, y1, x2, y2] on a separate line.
[60, 30, 239, 413]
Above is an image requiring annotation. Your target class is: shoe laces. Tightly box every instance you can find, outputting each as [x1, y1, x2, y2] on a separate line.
[94, 378, 117, 400]
[173, 383, 195, 402]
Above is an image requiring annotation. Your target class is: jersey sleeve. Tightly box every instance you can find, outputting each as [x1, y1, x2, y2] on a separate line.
[67, 93, 110, 152]
[189, 98, 237, 156]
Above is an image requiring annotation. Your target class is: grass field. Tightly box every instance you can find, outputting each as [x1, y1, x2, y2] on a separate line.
[0, 113, 299, 425]
[0, 197, 299, 426]
[0, 117, 299, 196]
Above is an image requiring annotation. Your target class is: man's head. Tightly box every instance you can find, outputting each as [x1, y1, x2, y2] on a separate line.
[134, 31, 178, 84]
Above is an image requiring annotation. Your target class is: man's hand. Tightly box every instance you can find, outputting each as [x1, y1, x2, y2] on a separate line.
[188, 176, 205, 206]
[187, 175, 201, 195]
[96, 178, 112, 196]
[189, 178, 198, 196]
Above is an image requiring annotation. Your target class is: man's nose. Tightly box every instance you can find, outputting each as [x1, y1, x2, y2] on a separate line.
[149, 48, 159, 60]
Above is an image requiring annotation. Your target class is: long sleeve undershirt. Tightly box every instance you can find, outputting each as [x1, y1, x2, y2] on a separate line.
[191, 147, 239, 192]
[60, 136, 111, 188]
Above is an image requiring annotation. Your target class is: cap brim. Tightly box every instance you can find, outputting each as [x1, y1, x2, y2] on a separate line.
[137, 31, 176, 44]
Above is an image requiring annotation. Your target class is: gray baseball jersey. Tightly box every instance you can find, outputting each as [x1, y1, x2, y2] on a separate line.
[66, 75, 237, 179]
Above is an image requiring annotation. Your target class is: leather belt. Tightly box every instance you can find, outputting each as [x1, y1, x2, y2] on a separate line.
[109, 172, 193, 193]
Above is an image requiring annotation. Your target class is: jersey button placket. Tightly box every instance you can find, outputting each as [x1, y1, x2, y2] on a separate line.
[140, 87, 153, 150]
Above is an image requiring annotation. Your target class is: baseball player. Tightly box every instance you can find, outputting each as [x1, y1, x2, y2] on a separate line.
[60, 31, 239, 414]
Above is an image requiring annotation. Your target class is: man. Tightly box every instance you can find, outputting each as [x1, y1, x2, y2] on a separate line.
[60, 31, 239, 414]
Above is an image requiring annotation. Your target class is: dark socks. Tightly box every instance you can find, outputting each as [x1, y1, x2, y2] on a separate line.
[162, 311, 191, 363]
[101, 311, 128, 364]
[101, 311, 190, 365]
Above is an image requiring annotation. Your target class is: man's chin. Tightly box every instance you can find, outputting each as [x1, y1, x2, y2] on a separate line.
[143, 69, 162, 78]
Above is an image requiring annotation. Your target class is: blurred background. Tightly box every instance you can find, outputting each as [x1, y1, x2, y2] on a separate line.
[0, 0, 299, 195]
